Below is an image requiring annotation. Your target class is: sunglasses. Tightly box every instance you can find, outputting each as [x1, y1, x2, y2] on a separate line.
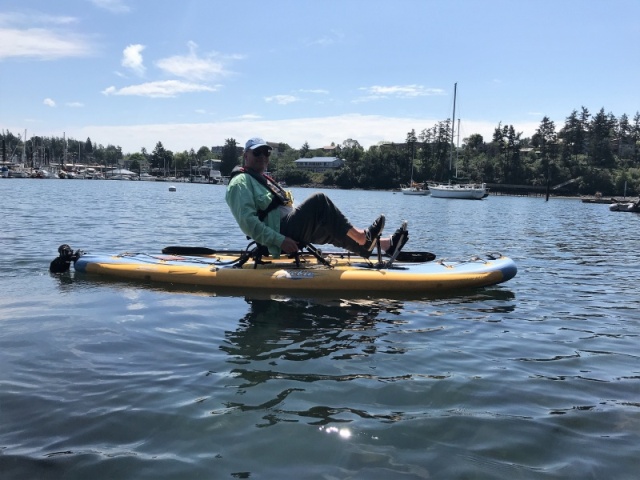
[252, 147, 271, 158]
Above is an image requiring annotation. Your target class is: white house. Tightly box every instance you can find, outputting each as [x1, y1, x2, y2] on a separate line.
[294, 156, 344, 173]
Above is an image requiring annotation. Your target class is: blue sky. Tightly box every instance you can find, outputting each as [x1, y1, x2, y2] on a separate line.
[1, 0, 639, 154]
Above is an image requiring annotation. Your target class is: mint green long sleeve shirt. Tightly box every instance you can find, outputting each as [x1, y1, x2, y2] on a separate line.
[225, 172, 285, 258]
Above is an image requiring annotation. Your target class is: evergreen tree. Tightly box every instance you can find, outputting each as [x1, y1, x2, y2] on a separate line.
[151, 141, 167, 171]
[300, 141, 310, 158]
[616, 113, 632, 160]
[533, 117, 558, 186]
[505, 125, 522, 183]
[632, 112, 640, 165]
[220, 138, 238, 176]
[559, 110, 583, 163]
[588, 108, 616, 168]
[579, 106, 591, 156]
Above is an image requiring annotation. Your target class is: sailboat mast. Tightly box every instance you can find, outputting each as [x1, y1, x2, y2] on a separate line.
[22, 129, 27, 165]
[456, 118, 461, 177]
[449, 83, 457, 174]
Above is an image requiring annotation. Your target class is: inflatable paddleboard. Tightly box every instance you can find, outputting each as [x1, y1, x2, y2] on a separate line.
[52, 244, 517, 293]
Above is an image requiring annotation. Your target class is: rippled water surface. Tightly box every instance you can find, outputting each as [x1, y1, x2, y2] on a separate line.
[1, 179, 639, 479]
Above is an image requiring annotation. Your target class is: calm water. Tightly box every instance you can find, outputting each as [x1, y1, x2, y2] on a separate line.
[1, 179, 639, 479]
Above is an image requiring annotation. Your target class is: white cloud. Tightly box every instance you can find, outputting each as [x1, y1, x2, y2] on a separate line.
[354, 85, 446, 103]
[101, 80, 218, 98]
[299, 89, 329, 95]
[156, 41, 230, 81]
[0, 27, 92, 60]
[0, 12, 78, 27]
[77, 114, 452, 153]
[306, 31, 345, 47]
[122, 44, 146, 76]
[32, 113, 540, 156]
[66, 102, 84, 108]
[43, 98, 56, 107]
[238, 114, 262, 120]
[90, 0, 131, 14]
[265, 95, 300, 105]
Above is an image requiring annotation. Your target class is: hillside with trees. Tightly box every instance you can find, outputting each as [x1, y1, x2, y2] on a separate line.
[2, 105, 639, 196]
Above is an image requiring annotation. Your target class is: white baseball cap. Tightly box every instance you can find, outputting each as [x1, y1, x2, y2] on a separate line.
[245, 137, 272, 151]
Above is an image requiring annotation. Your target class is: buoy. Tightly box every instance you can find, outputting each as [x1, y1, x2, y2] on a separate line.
[169, 186, 176, 192]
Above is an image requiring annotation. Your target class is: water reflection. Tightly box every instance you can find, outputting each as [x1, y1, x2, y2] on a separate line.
[210, 289, 517, 427]
[47, 273, 518, 431]
[218, 289, 516, 373]
[221, 296, 402, 363]
[212, 296, 413, 427]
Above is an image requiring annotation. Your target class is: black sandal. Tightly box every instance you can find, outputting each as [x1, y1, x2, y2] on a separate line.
[359, 214, 385, 257]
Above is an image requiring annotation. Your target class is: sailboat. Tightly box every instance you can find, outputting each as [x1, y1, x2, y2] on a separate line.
[401, 139, 430, 196]
[11, 130, 31, 178]
[429, 83, 487, 200]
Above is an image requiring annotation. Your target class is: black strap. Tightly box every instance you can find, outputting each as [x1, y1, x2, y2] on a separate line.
[230, 166, 289, 220]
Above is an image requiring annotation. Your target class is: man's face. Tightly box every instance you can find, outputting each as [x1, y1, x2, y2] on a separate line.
[244, 147, 271, 173]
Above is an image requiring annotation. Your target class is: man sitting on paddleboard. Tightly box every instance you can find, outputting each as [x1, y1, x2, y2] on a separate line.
[225, 137, 408, 259]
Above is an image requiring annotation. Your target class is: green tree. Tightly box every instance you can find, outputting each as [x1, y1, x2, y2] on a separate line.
[632, 112, 640, 165]
[405, 129, 417, 183]
[300, 141, 310, 158]
[151, 141, 168, 171]
[579, 167, 614, 195]
[588, 108, 616, 168]
[196, 146, 211, 163]
[365, 146, 403, 189]
[282, 168, 311, 185]
[616, 113, 632, 160]
[220, 138, 239, 176]
[503, 125, 522, 183]
[532, 116, 558, 187]
[579, 106, 591, 157]
[335, 140, 364, 188]
[83, 137, 93, 163]
[271, 148, 298, 182]
[103, 144, 123, 167]
[127, 152, 147, 173]
[173, 151, 190, 172]
[558, 109, 585, 168]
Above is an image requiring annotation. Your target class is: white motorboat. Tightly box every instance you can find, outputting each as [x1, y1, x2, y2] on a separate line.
[401, 183, 430, 196]
[190, 175, 208, 183]
[9, 166, 30, 178]
[32, 168, 52, 179]
[609, 200, 640, 212]
[139, 173, 156, 181]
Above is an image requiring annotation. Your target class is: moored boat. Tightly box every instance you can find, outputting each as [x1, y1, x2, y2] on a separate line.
[429, 182, 487, 200]
[401, 137, 429, 196]
[9, 167, 30, 178]
[139, 172, 156, 181]
[401, 182, 430, 196]
[431, 83, 487, 200]
[31, 168, 52, 179]
[609, 199, 640, 212]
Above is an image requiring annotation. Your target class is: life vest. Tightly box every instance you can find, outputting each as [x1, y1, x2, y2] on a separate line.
[230, 166, 292, 220]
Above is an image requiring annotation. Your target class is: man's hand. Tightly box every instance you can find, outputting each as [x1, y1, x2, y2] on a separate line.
[281, 237, 299, 254]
